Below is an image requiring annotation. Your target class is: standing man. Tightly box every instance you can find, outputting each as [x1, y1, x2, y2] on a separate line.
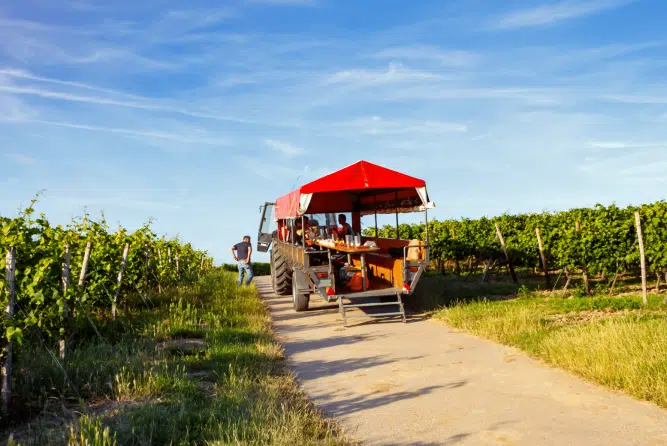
[231, 235, 254, 286]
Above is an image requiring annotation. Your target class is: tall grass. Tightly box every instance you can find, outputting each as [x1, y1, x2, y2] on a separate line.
[437, 294, 667, 408]
[3, 272, 349, 445]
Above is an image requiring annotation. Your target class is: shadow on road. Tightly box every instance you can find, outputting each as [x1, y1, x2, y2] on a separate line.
[317, 383, 463, 417]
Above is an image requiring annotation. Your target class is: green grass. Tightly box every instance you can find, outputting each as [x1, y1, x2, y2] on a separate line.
[3, 272, 349, 446]
[436, 291, 667, 408]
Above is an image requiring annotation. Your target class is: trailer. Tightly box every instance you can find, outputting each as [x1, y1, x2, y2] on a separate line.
[256, 160, 435, 326]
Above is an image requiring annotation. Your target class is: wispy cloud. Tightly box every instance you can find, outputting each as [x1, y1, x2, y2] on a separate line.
[588, 141, 629, 149]
[0, 84, 279, 125]
[329, 116, 468, 136]
[0, 69, 149, 99]
[324, 63, 444, 86]
[588, 140, 667, 149]
[602, 94, 667, 105]
[158, 8, 236, 32]
[264, 139, 305, 156]
[490, 0, 633, 30]
[22, 119, 229, 146]
[375, 45, 479, 68]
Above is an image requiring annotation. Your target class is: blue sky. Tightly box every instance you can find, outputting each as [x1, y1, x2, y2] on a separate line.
[1, 0, 667, 264]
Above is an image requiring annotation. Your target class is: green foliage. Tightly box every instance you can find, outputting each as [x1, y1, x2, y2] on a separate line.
[367, 201, 667, 276]
[220, 262, 271, 276]
[0, 197, 214, 351]
[68, 415, 117, 446]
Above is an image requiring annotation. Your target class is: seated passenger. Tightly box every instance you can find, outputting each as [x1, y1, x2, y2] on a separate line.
[336, 214, 354, 238]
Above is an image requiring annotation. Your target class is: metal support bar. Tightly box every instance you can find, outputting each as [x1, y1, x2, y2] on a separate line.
[343, 312, 405, 319]
[343, 301, 400, 308]
[395, 190, 399, 240]
[374, 195, 378, 238]
[361, 253, 367, 291]
[338, 296, 347, 326]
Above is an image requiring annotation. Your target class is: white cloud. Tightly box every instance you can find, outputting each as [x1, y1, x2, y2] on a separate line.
[324, 63, 444, 86]
[490, 0, 633, 30]
[330, 116, 468, 136]
[602, 94, 667, 105]
[588, 140, 667, 149]
[588, 141, 628, 149]
[23, 119, 229, 146]
[0, 68, 148, 99]
[159, 8, 236, 32]
[264, 139, 305, 156]
[375, 45, 479, 68]
[0, 84, 275, 125]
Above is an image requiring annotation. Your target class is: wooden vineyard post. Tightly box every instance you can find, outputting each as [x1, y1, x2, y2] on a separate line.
[74, 241, 92, 317]
[2, 248, 16, 415]
[575, 221, 592, 296]
[144, 243, 150, 294]
[608, 263, 620, 295]
[157, 248, 162, 294]
[535, 227, 551, 288]
[60, 245, 71, 360]
[175, 251, 180, 281]
[481, 258, 493, 283]
[495, 223, 518, 283]
[563, 268, 572, 290]
[112, 243, 130, 320]
[635, 211, 648, 306]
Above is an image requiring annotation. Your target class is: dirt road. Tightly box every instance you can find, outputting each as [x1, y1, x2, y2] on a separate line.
[257, 277, 667, 445]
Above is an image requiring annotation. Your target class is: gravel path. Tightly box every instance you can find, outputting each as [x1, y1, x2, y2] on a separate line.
[257, 277, 667, 446]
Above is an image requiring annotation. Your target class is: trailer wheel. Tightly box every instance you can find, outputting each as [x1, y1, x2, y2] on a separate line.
[272, 244, 292, 295]
[292, 271, 310, 312]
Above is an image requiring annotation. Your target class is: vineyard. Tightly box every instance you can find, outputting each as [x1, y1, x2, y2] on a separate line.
[365, 200, 667, 297]
[0, 198, 213, 421]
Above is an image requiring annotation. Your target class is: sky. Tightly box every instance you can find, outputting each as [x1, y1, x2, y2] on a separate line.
[1, 0, 667, 264]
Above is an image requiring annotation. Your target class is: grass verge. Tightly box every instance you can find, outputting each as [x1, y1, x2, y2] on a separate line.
[2, 272, 349, 446]
[435, 291, 667, 408]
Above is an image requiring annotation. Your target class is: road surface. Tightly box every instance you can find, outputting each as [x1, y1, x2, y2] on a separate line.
[256, 276, 667, 446]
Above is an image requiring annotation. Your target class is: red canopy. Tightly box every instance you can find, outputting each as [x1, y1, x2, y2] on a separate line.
[274, 160, 433, 220]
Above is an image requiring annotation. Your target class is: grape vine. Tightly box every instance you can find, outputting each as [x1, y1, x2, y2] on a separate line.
[0, 198, 213, 350]
[364, 200, 667, 287]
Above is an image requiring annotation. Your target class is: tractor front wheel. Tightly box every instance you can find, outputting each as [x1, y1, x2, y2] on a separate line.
[272, 244, 292, 295]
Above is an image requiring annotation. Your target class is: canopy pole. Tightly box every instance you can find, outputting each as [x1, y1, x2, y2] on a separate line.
[395, 191, 399, 240]
[425, 208, 430, 263]
[374, 195, 378, 238]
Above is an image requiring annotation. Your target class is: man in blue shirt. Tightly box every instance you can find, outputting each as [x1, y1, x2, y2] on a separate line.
[231, 235, 254, 286]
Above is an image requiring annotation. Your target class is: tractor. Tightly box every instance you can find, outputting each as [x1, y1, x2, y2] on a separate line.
[256, 160, 434, 326]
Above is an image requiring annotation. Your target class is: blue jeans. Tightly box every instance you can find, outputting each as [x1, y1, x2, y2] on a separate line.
[237, 261, 254, 286]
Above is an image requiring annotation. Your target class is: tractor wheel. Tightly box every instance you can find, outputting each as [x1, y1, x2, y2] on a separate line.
[272, 244, 292, 295]
[292, 271, 310, 312]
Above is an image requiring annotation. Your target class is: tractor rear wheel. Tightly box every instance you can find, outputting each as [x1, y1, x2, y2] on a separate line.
[272, 244, 292, 295]
[292, 271, 310, 312]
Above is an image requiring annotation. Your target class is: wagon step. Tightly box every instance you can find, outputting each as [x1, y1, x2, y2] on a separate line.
[338, 294, 406, 327]
[343, 302, 398, 308]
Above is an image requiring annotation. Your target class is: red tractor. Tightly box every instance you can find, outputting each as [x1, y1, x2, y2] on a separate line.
[256, 160, 434, 326]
